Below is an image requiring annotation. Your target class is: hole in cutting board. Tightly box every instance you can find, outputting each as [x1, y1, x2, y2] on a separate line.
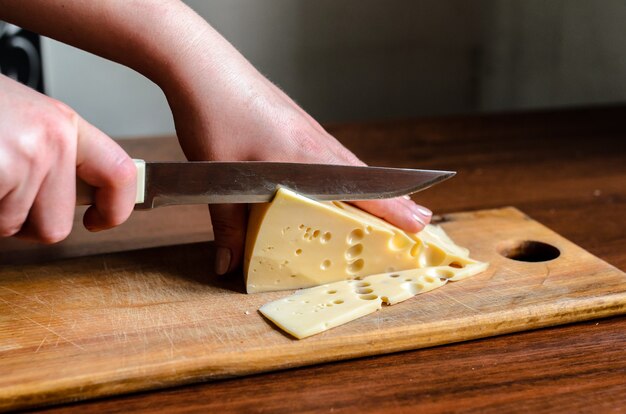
[498, 240, 560, 262]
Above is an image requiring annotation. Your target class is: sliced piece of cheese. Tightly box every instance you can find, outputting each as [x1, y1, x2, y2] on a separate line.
[260, 262, 489, 339]
[244, 187, 482, 293]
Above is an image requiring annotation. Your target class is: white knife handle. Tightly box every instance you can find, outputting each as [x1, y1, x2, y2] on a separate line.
[76, 159, 146, 206]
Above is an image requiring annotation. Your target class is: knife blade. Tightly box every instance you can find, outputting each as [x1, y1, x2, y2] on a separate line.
[76, 160, 455, 209]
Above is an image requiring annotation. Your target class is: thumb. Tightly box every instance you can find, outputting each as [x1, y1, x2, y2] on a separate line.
[75, 117, 137, 231]
[209, 203, 248, 275]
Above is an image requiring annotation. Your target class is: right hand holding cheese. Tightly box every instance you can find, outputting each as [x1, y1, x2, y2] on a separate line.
[163, 27, 434, 275]
[0, 75, 137, 243]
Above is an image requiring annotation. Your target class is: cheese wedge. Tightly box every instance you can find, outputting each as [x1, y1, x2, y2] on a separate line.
[260, 262, 488, 339]
[244, 188, 481, 293]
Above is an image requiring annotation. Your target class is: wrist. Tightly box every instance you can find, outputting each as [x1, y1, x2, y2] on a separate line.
[127, 1, 212, 89]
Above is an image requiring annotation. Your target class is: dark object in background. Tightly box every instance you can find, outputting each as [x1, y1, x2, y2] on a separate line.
[0, 21, 44, 93]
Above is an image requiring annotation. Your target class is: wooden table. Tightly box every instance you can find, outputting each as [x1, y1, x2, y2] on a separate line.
[19, 106, 626, 413]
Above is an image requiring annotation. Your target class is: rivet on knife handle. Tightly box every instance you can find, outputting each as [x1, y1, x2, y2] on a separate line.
[76, 159, 146, 206]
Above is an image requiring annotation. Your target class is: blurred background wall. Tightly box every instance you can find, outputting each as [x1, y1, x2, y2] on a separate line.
[479, 0, 626, 111]
[38, 0, 626, 138]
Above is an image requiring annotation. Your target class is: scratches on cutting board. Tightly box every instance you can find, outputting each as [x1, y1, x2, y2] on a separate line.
[436, 290, 480, 313]
[541, 263, 552, 286]
[35, 335, 49, 353]
[0, 285, 52, 310]
[20, 314, 85, 351]
[0, 296, 57, 327]
[0, 286, 84, 351]
[497, 263, 527, 280]
[161, 327, 176, 359]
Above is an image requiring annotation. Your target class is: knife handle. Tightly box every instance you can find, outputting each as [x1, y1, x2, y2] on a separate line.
[76, 159, 146, 206]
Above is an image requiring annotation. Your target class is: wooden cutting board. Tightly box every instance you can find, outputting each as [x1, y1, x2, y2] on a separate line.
[2, 207, 626, 412]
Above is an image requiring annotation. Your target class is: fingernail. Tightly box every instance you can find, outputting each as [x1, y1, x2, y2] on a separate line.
[417, 206, 432, 217]
[406, 201, 432, 219]
[412, 214, 426, 227]
[215, 247, 231, 275]
[403, 195, 412, 200]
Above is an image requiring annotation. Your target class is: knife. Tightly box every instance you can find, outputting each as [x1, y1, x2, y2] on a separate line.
[76, 159, 455, 210]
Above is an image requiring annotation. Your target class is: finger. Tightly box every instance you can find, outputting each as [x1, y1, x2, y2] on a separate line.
[319, 136, 434, 232]
[209, 203, 248, 275]
[75, 117, 137, 231]
[291, 134, 433, 233]
[15, 145, 76, 243]
[351, 197, 432, 234]
[304, 137, 433, 233]
[0, 172, 44, 238]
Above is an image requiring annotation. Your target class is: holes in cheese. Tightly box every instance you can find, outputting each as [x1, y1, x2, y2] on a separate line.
[244, 188, 485, 293]
[347, 258, 365, 274]
[347, 229, 365, 244]
[259, 262, 489, 339]
[345, 244, 363, 260]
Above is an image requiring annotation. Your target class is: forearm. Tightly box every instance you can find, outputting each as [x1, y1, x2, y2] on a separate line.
[0, 0, 244, 92]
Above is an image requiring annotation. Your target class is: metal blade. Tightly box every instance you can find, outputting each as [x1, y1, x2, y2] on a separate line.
[136, 162, 455, 209]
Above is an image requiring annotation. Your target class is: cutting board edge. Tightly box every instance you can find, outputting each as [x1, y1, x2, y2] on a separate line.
[4, 291, 626, 413]
[437, 205, 527, 221]
[441, 206, 626, 278]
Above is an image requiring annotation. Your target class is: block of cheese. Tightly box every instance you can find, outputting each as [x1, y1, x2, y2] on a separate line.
[244, 187, 483, 293]
[260, 262, 488, 339]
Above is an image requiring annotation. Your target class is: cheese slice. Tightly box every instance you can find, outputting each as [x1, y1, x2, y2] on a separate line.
[244, 187, 482, 293]
[260, 262, 488, 339]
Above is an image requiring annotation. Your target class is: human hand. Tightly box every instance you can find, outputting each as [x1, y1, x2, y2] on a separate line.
[159, 26, 432, 275]
[0, 0, 431, 265]
[0, 75, 137, 242]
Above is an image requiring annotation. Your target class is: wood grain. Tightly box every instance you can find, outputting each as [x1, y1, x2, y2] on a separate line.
[35, 316, 626, 414]
[2, 206, 626, 412]
[5, 105, 626, 413]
